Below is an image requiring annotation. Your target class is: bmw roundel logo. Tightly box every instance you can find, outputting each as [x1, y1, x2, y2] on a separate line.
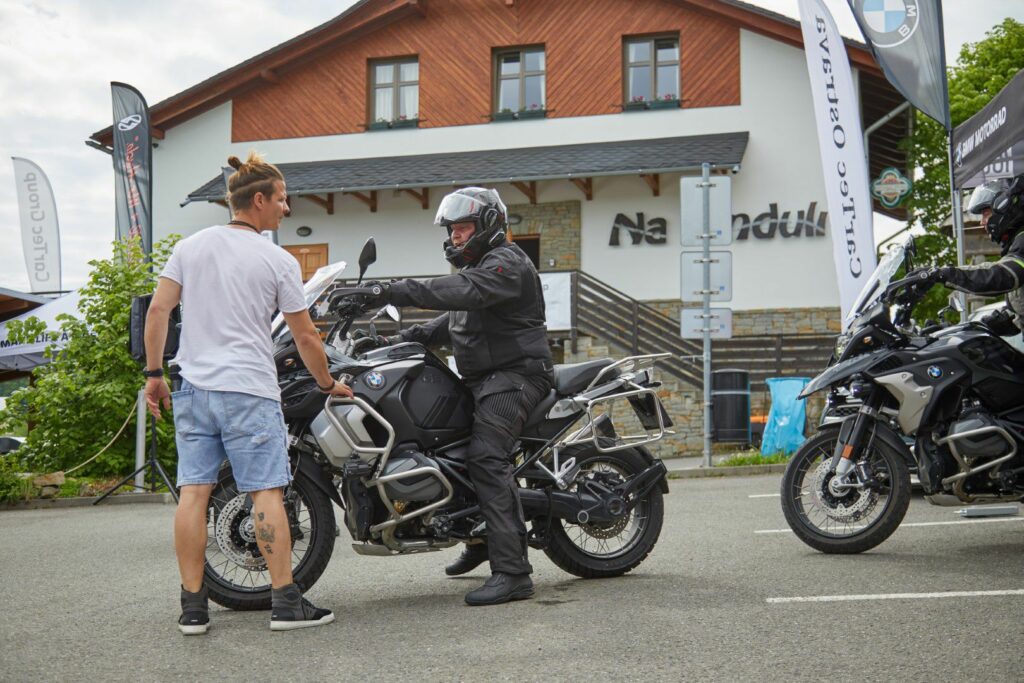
[927, 365, 943, 379]
[365, 371, 386, 390]
[856, 0, 920, 49]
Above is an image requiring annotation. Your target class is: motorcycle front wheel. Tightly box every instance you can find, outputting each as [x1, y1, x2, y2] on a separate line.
[203, 464, 335, 611]
[541, 445, 664, 578]
[780, 427, 911, 554]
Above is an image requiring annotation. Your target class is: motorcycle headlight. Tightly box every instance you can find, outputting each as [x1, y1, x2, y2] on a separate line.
[834, 333, 850, 357]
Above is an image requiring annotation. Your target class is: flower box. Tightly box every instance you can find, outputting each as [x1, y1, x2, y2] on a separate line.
[367, 118, 419, 131]
[492, 109, 547, 122]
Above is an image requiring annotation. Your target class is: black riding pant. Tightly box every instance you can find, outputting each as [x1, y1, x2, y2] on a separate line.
[466, 369, 551, 575]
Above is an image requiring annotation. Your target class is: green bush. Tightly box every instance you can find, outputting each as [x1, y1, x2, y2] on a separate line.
[0, 237, 180, 477]
[0, 456, 32, 504]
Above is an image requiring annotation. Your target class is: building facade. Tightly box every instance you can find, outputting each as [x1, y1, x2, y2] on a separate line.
[92, 0, 909, 452]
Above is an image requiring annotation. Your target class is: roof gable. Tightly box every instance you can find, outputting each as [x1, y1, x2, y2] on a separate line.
[90, 0, 878, 145]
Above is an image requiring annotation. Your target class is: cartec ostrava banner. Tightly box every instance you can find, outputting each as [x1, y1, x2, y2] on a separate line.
[798, 0, 876, 327]
[111, 82, 153, 255]
[848, 0, 950, 129]
[953, 67, 1024, 189]
[11, 157, 61, 292]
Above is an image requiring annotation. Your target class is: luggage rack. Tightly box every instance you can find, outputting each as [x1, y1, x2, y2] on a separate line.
[561, 353, 674, 454]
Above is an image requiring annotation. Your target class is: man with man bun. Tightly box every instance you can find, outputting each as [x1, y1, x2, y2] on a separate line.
[144, 151, 351, 634]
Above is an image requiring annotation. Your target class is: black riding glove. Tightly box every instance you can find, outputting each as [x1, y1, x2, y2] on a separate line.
[362, 281, 391, 308]
[351, 329, 390, 347]
[980, 307, 1020, 336]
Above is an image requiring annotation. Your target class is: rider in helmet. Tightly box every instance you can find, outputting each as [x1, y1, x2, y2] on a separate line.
[363, 187, 553, 606]
[913, 174, 1024, 336]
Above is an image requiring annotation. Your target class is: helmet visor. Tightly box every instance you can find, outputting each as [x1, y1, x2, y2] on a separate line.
[433, 188, 508, 226]
[966, 180, 1007, 215]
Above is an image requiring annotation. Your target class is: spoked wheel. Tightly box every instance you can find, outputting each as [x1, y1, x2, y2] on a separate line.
[203, 464, 335, 610]
[780, 427, 911, 554]
[542, 446, 664, 578]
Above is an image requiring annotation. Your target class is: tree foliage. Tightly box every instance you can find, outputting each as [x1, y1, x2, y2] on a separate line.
[0, 237, 179, 477]
[902, 18, 1024, 318]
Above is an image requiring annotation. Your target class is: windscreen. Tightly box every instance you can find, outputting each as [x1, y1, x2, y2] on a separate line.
[271, 261, 347, 341]
[846, 243, 905, 322]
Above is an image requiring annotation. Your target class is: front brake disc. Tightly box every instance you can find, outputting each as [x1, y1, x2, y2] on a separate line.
[214, 495, 267, 570]
[811, 459, 878, 523]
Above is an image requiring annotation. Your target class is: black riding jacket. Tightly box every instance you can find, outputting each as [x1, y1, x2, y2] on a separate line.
[389, 242, 553, 382]
[940, 230, 1024, 333]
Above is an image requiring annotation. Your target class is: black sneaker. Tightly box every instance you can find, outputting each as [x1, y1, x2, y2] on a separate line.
[178, 585, 209, 636]
[270, 583, 335, 631]
[464, 572, 534, 606]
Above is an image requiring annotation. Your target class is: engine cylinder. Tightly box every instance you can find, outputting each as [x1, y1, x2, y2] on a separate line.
[380, 452, 446, 501]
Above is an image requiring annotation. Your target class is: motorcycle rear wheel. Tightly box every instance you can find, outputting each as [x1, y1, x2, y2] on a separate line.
[541, 446, 664, 578]
[780, 427, 911, 554]
[203, 465, 335, 611]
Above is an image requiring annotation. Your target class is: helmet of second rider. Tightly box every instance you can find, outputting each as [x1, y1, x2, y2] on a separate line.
[435, 187, 509, 268]
[985, 174, 1024, 248]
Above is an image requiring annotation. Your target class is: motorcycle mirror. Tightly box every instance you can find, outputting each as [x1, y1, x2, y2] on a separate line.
[904, 235, 917, 256]
[384, 304, 400, 322]
[948, 293, 964, 312]
[356, 238, 377, 285]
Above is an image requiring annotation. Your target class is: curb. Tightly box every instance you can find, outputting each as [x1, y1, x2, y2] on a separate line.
[0, 492, 175, 511]
[667, 463, 787, 479]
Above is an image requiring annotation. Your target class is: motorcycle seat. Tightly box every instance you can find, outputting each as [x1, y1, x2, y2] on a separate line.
[552, 358, 617, 396]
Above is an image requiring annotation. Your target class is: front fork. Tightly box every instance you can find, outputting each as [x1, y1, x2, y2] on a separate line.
[829, 389, 883, 491]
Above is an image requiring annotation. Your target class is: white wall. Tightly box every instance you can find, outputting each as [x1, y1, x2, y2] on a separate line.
[151, 30, 851, 310]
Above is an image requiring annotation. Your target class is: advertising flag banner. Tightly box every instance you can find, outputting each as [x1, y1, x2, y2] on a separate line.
[952, 67, 1024, 188]
[848, 0, 950, 129]
[798, 0, 876, 327]
[111, 82, 153, 254]
[11, 157, 61, 292]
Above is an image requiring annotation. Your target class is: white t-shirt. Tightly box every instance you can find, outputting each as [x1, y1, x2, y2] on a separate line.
[160, 225, 306, 400]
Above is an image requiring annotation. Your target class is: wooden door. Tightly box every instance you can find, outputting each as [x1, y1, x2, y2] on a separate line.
[282, 243, 329, 282]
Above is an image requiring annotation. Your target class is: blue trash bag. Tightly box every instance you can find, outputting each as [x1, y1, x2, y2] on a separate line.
[760, 377, 810, 456]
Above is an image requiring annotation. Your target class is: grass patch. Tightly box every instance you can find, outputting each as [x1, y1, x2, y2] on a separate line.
[715, 451, 790, 467]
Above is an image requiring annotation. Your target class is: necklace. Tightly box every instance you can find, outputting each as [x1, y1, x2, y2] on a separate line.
[227, 220, 260, 233]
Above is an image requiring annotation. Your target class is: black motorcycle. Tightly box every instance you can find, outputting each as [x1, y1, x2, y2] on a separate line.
[781, 237, 1024, 553]
[203, 239, 673, 609]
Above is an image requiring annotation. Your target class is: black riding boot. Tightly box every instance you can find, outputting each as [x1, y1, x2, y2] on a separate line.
[464, 572, 534, 606]
[445, 543, 489, 576]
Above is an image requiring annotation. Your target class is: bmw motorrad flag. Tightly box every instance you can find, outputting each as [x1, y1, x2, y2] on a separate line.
[110, 82, 154, 255]
[848, 0, 950, 130]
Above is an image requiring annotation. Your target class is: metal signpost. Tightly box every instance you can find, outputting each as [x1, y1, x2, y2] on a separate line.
[680, 164, 733, 467]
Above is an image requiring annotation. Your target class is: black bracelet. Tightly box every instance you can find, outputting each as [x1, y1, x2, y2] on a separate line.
[317, 380, 336, 393]
[142, 368, 164, 378]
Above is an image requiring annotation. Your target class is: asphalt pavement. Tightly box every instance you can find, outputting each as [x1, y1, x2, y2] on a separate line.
[1, 474, 1021, 681]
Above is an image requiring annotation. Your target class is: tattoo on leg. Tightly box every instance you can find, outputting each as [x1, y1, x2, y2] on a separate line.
[257, 524, 276, 543]
[257, 512, 265, 521]
[263, 544, 273, 555]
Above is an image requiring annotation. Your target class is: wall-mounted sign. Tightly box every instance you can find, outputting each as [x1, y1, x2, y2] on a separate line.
[609, 212, 667, 246]
[733, 202, 827, 240]
[870, 167, 913, 208]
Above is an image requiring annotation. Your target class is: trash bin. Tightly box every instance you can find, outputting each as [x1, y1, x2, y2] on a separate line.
[761, 377, 811, 456]
[711, 369, 750, 444]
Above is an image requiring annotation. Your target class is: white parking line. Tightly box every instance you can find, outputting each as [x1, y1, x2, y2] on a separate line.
[754, 517, 1024, 534]
[767, 589, 1024, 604]
[748, 493, 781, 498]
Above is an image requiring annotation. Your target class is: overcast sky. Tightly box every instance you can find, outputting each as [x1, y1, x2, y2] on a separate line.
[0, 0, 1021, 292]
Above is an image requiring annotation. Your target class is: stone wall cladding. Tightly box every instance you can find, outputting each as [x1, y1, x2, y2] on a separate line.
[645, 301, 841, 335]
[507, 200, 581, 271]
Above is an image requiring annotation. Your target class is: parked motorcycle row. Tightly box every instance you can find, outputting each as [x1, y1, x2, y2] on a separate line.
[199, 236, 1022, 609]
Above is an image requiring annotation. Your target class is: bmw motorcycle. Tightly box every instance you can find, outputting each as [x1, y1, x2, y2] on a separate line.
[780, 237, 1024, 553]
[203, 239, 673, 609]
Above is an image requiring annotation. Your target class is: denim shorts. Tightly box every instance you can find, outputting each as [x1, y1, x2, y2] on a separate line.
[172, 378, 292, 493]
